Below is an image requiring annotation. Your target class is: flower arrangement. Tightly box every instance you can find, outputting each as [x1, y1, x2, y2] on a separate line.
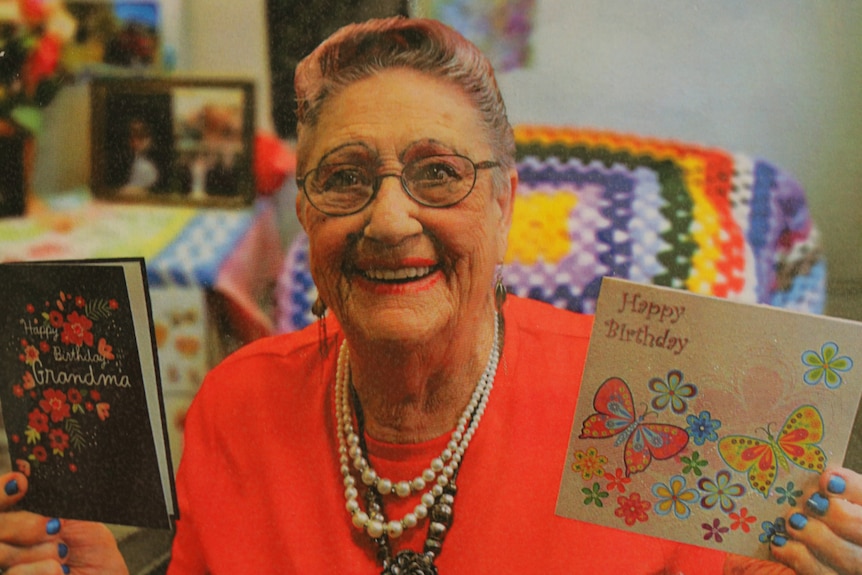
[0, 0, 76, 135]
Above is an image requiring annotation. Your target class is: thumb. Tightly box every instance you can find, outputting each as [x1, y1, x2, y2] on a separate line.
[1, 472, 28, 511]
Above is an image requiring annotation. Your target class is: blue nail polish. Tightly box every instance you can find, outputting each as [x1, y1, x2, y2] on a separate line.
[46, 517, 61, 535]
[772, 535, 787, 547]
[62, 564, 70, 574]
[58, 542, 69, 559]
[807, 492, 829, 515]
[828, 475, 847, 495]
[789, 513, 808, 530]
[3, 479, 18, 496]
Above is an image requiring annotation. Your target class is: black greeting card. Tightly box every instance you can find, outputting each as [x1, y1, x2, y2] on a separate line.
[0, 259, 176, 529]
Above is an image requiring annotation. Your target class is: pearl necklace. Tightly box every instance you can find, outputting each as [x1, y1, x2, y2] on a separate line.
[334, 312, 501, 541]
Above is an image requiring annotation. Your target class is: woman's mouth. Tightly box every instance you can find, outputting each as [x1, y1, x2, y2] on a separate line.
[362, 266, 435, 283]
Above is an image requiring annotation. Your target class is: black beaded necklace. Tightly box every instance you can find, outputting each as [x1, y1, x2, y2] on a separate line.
[351, 386, 459, 575]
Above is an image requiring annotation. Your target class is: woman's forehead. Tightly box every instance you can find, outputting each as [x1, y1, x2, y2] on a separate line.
[298, 69, 490, 167]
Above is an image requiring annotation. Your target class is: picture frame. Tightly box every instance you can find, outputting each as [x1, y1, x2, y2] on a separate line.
[90, 76, 256, 207]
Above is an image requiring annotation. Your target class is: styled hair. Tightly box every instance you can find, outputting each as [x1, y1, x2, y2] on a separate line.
[294, 17, 515, 176]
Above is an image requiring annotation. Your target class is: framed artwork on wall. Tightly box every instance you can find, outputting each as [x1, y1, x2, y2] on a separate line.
[90, 77, 255, 207]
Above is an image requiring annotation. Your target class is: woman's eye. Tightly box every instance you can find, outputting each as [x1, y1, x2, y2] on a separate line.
[410, 159, 462, 185]
[319, 166, 369, 191]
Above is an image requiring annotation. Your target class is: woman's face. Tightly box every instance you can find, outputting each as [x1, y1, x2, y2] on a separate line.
[297, 68, 515, 346]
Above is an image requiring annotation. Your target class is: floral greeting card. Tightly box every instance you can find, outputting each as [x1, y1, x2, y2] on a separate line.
[556, 278, 862, 559]
[0, 259, 176, 529]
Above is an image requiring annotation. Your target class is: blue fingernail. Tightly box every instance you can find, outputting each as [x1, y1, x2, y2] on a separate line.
[806, 492, 829, 515]
[62, 565, 70, 574]
[828, 475, 846, 495]
[58, 542, 69, 559]
[789, 512, 808, 530]
[46, 517, 61, 535]
[772, 535, 787, 547]
[4, 479, 18, 496]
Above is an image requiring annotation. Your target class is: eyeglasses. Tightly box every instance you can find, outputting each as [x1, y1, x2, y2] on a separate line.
[297, 154, 500, 216]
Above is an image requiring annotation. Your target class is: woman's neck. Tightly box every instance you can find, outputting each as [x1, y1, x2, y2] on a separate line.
[345, 306, 498, 444]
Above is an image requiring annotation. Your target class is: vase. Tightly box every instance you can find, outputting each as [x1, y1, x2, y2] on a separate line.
[0, 120, 35, 218]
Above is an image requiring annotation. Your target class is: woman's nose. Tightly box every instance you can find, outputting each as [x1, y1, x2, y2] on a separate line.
[363, 175, 423, 244]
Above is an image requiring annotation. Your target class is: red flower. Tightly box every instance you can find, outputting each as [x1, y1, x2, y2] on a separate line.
[109, 299, 119, 309]
[604, 467, 631, 494]
[11, 434, 19, 443]
[32, 445, 48, 462]
[61, 311, 94, 347]
[20, 338, 28, 347]
[28, 408, 49, 433]
[729, 507, 757, 533]
[12, 384, 24, 398]
[615, 493, 651, 526]
[75, 295, 85, 308]
[26, 303, 35, 313]
[39, 340, 50, 353]
[98, 338, 115, 360]
[96, 402, 110, 421]
[85, 401, 94, 411]
[48, 428, 69, 452]
[39, 389, 70, 422]
[22, 371, 36, 390]
[89, 390, 101, 401]
[22, 344, 40, 366]
[69, 463, 78, 473]
[67, 388, 83, 404]
[49, 310, 64, 328]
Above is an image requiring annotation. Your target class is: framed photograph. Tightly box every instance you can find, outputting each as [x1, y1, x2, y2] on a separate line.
[90, 77, 255, 207]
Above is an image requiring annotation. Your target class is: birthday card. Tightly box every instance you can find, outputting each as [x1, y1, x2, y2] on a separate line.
[556, 278, 862, 559]
[0, 259, 176, 529]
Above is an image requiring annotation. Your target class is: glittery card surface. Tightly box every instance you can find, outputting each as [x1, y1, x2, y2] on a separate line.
[556, 278, 862, 560]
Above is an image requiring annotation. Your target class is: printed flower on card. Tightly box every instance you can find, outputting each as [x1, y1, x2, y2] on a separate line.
[759, 518, 788, 545]
[802, 342, 853, 389]
[98, 337, 115, 360]
[698, 470, 745, 513]
[48, 310, 64, 328]
[775, 481, 803, 507]
[572, 447, 608, 481]
[28, 408, 49, 434]
[686, 411, 722, 446]
[61, 311, 94, 347]
[32, 446, 48, 462]
[702, 518, 729, 543]
[22, 343, 40, 366]
[652, 475, 700, 520]
[96, 402, 111, 421]
[614, 492, 651, 526]
[648, 369, 697, 414]
[604, 467, 631, 494]
[48, 428, 69, 455]
[581, 482, 609, 508]
[39, 389, 70, 423]
[729, 508, 757, 533]
[13, 384, 24, 398]
[22, 371, 35, 390]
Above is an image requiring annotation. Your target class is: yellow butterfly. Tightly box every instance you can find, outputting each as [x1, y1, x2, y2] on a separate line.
[717, 405, 826, 498]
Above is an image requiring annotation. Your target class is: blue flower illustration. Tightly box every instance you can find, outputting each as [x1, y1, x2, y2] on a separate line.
[802, 342, 853, 389]
[698, 470, 745, 513]
[648, 369, 698, 414]
[652, 475, 700, 520]
[775, 481, 803, 507]
[686, 410, 722, 446]
[758, 517, 788, 544]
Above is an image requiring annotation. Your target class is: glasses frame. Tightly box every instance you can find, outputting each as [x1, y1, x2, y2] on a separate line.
[297, 153, 500, 217]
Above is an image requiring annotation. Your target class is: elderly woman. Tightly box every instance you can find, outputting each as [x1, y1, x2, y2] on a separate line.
[1, 16, 860, 575]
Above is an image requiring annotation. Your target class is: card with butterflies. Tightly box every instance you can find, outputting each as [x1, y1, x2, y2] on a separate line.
[556, 278, 862, 560]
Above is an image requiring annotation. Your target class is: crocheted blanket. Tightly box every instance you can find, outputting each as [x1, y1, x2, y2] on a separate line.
[276, 126, 825, 332]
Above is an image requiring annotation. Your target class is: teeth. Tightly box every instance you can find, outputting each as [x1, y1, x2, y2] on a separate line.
[364, 267, 432, 281]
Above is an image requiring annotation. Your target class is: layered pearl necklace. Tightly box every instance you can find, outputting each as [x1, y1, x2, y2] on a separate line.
[334, 313, 502, 571]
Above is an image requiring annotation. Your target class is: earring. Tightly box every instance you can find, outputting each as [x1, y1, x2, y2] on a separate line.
[312, 296, 329, 356]
[494, 267, 507, 311]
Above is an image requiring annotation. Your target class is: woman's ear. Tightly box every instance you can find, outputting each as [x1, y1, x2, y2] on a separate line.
[495, 167, 517, 260]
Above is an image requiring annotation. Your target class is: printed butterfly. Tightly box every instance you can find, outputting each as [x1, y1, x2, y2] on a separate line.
[579, 377, 689, 477]
[718, 405, 826, 498]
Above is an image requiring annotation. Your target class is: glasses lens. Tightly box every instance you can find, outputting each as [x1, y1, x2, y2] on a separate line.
[307, 163, 374, 214]
[403, 155, 476, 206]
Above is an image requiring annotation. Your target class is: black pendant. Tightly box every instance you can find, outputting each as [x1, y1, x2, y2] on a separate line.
[381, 550, 438, 575]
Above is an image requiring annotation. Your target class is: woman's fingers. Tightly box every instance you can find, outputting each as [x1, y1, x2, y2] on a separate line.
[0, 540, 68, 573]
[1, 472, 27, 511]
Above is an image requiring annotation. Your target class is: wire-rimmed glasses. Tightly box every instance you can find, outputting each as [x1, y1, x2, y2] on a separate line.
[297, 154, 500, 216]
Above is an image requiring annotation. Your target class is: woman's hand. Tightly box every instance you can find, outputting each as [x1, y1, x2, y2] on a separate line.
[769, 466, 862, 574]
[0, 472, 128, 575]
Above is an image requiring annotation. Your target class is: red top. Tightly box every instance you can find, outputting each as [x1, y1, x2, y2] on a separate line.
[168, 296, 728, 573]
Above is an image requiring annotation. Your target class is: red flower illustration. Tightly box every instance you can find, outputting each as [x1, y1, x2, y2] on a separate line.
[39, 340, 50, 353]
[75, 295, 86, 308]
[48, 428, 69, 453]
[49, 310, 64, 328]
[28, 408, 49, 433]
[90, 390, 101, 401]
[96, 402, 111, 421]
[32, 446, 48, 462]
[12, 384, 24, 398]
[67, 388, 83, 404]
[26, 303, 35, 313]
[85, 401, 94, 411]
[39, 389, 70, 422]
[109, 299, 119, 309]
[61, 311, 94, 347]
[615, 493, 651, 526]
[604, 467, 631, 494]
[729, 507, 757, 533]
[98, 338, 115, 360]
[22, 371, 36, 390]
[22, 344, 39, 366]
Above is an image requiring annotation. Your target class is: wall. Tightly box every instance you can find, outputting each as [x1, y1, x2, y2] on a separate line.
[33, 0, 861, 320]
